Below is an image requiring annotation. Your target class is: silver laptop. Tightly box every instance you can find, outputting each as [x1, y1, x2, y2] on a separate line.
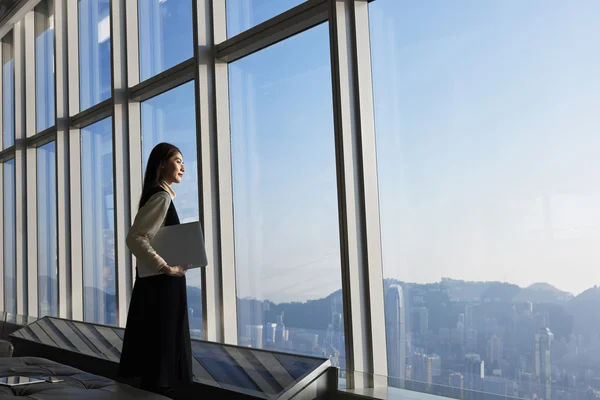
[151, 221, 208, 269]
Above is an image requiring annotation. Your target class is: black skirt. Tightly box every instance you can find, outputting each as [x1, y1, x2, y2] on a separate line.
[118, 271, 193, 388]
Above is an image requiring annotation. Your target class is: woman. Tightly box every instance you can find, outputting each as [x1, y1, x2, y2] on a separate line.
[118, 142, 193, 398]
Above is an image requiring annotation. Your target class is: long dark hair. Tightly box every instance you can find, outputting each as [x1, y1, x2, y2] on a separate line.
[139, 142, 181, 209]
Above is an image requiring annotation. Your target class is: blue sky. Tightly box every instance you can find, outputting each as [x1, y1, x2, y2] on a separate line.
[229, 23, 340, 303]
[371, 0, 600, 296]
[66, 0, 600, 305]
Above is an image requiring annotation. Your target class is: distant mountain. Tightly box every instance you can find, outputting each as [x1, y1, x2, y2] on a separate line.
[513, 283, 573, 304]
[480, 282, 521, 303]
[527, 282, 566, 293]
[435, 279, 573, 305]
[237, 289, 343, 332]
[440, 279, 492, 302]
[567, 286, 600, 335]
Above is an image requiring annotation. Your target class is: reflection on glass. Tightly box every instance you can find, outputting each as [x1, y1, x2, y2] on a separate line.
[140, 82, 202, 337]
[370, 0, 600, 398]
[190, 340, 325, 396]
[81, 118, 115, 325]
[3, 159, 15, 314]
[37, 142, 58, 317]
[2, 31, 14, 149]
[229, 25, 344, 367]
[226, 0, 306, 38]
[11, 317, 122, 362]
[138, 0, 193, 81]
[11, 315, 327, 398]
[79, 0, 111, 111]
[35, 0, 55, 132]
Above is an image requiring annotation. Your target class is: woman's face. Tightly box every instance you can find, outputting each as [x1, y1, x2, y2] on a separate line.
[161, 152, 185, 184]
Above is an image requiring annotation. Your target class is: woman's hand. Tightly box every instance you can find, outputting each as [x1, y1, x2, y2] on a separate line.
[160, 264, 192, 277]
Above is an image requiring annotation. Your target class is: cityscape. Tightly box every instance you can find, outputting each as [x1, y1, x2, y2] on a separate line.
[235, 278, 600, 400]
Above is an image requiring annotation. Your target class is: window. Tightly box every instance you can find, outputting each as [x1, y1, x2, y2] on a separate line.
[81, 118, 115, 325]
[226, 0, 306, 38]
[140, 81, 201, 337]
[37, 142, 58, 317]
[2, 31, 14, 149]
[35, 0, 55, 132]
[229, 25, 345, 366]
[141, 82, 198, 223]
[3, 159, 16, 314]
[370, 0, 600, 397]
[138, 0, 193, 82]
[79, 0, 111, 111]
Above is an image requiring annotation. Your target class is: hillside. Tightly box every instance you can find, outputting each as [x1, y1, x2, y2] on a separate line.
[567, 286, 600, 335]
[513, 282, 573, 304]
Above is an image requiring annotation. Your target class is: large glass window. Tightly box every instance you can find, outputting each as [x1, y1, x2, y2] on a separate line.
[2, 31, 14, 149]
[35, 0, 55, 132]
[229, 25, 345, 367]
[370, 1, 600, 398]
[3, 159, 15, 314]
[78, 0, 111, 111]
[37, 142, 58, 317]
[138, 0, 193, 82]
[226, 0, 306, 38]
[140, 81, 202, 338]
[81, 118, 115, 325]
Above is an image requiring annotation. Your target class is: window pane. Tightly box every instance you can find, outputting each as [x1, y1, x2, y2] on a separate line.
[140, 81, 202, 338]
[2, 31, 14, 149]
[138, 0, 193, 82]
[371, 0, 600, 397]
[226, 0, 306, 38]
[229, 25, 345, 366]
[37, 142, 58, 317]
[3, 159, 15, 314]
[79, 0, 111, 111]
[35, 0, 55, 132]
[81, 118, 115, 325]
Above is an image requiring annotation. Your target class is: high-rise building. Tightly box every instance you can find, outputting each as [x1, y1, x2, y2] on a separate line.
[264, 323, 277, 343]
[411, 307, 429, 335]
[385, 284, 406, 387]
[450, 372, 464, 390]
[466, 329, 479, 353]
[431, 354, 442, 378]
[488, 335, 503, 363]
[536, 327, 554, 400]
[465, 305, 476, 329]
[449, 372, 465, 400]
[246, 325, 264, 349]
[465, 354, 484, 391]
[275, 312, 286, 348]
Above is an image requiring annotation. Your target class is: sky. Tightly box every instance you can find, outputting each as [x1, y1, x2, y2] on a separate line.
[29, 0, 600, 308]
[228, 0, 600, 301]
[130, 0, 600, 302]
[370, 0, 600, 296]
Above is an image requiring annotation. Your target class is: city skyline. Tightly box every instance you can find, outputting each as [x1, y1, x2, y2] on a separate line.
[235, 275, 597, 304]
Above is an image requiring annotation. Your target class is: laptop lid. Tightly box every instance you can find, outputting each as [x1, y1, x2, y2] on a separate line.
[151, 221, 208, 269]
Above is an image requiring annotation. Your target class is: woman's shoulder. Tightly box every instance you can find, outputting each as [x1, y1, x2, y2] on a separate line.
[149, 185, 168, 196]
[141, 188, 171, 209]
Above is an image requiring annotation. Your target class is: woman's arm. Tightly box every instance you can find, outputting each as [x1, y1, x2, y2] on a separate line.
[126, 192, 171, 273]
